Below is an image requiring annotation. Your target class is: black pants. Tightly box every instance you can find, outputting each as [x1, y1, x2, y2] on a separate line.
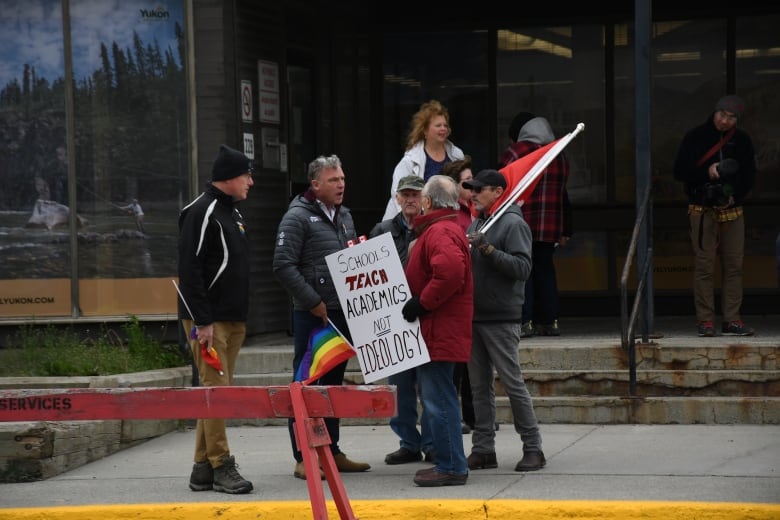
[453, 362, 474, 427]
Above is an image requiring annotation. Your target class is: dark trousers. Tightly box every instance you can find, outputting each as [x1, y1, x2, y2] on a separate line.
[453, 362, 474, 427]
[522, 241, 559, 325]
[288, 309, 350, 462]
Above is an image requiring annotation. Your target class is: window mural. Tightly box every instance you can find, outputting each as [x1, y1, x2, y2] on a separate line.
[0, 0, 188, 318]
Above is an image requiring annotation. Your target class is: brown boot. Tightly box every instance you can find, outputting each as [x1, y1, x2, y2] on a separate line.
[467, 451, 498, 470]
[334, 453, 370, 472]
[293, 461, 325, 480]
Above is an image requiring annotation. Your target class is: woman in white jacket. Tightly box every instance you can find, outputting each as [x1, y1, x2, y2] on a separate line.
[383, 100, 464, 220]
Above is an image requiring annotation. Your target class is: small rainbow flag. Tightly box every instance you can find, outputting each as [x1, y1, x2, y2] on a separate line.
[295, 323, 356, 385]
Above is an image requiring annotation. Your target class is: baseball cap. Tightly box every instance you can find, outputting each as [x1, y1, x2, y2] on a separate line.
[462, 169, 506, 190]
[396, 175, 425, 191]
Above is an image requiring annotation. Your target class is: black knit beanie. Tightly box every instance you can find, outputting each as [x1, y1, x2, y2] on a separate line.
[211, 145, 253, 181]
[714, 95, 745, 119]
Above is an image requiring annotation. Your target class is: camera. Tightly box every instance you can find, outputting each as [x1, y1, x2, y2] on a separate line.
[702, 158, 738, 207]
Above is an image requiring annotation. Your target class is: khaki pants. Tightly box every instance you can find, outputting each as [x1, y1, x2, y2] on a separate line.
[688, 211, 745, 323]
[182, 319, 246, 468]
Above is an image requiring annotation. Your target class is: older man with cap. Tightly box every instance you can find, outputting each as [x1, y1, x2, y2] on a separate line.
[370, 174, 436, 465]
[178, 144, 255, 494]
[463, 169, 546, 473]
[673, 95, 757, 337]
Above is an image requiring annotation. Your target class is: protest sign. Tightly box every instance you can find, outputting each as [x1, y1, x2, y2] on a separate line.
[325, 232, 430, 383]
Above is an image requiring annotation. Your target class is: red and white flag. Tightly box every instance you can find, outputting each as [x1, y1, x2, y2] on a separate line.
[482, 122, 585, 233]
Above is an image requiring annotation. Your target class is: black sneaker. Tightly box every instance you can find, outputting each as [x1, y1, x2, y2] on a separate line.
[189, 461, 213, 491]
[515, 450, 546, 471]
[697, 320, 715, 337]
[721, 320, 754, 336]
[537, 320, 561, 336]
[213, 455, 253, 494]
[384, 447, 422, 465]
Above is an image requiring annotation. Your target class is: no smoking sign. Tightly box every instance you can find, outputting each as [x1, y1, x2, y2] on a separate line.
[240, 80, 252, 123]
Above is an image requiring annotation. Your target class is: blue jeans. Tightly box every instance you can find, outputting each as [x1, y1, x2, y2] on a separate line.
[388, 366, 433, 454]
[417, 360, 468, 474]
[288, 310, 350, 462]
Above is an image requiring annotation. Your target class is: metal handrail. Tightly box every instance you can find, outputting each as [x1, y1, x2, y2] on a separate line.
[619, 183, 653, 396]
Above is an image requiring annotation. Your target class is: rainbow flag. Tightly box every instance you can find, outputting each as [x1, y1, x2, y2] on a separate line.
[294, 323, 355, 385]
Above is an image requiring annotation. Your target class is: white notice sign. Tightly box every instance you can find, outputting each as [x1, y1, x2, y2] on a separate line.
[325, 232, 430, 383]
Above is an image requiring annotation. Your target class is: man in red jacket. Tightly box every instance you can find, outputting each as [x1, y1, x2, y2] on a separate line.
[402, 174, 474, 487]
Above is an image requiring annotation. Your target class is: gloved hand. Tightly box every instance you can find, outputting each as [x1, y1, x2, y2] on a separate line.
[402, 296, 429, 322]
[467, 232, 494, 256]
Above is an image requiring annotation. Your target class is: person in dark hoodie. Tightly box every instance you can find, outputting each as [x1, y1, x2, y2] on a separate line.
[272, 154, 371, 480]
[500, 113, 572, 338]
[178, 144, 254, 494]
[673, 95, 757, 337]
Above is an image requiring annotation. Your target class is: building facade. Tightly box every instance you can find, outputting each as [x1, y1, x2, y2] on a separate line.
[1, 1, 777, 335]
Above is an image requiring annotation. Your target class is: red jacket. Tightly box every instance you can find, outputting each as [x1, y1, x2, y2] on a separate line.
[405, 208, 473, 363]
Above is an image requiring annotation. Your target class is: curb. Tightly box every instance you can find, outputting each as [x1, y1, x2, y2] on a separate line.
[2, 500, 779, 519]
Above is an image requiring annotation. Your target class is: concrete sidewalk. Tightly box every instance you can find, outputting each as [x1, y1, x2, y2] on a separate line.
[1, 423, 778, 519]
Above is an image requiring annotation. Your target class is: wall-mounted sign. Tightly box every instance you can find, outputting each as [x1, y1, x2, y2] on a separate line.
[240, 80, 253, 123]
[258, 60, 280, 124]
[243, 133, 255, 160]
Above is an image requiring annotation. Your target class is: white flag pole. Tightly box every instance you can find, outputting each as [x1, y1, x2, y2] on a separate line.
[480, 123, 585, 234]
[326, 317, 356, 350]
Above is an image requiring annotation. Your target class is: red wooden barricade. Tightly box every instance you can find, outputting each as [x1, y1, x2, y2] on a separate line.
[0, 383, 396, 520]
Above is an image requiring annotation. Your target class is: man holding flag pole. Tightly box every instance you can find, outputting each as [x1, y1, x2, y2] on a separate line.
[463, 122, 583, 472]
[463, 169, 546, 472]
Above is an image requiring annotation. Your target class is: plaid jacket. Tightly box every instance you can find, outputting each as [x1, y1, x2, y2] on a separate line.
[500, 141, 572, 243]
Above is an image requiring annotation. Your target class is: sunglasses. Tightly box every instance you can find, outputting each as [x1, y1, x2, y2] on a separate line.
[464, 184, 490, 194]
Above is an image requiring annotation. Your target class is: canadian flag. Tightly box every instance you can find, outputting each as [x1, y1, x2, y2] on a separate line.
[482, 123, 585, 233]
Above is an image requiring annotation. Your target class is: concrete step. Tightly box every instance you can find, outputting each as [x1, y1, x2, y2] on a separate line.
[225, 395, 780, 427]
[230, 337, 780, 425]
[234, 367, 779, 398]
[235, 343, 779, 374]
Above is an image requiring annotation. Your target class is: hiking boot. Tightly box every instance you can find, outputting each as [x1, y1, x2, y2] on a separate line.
[721, 320, 754, 336]
[189, 461, 213, 491]
[293, 461, 325, 480]
[537, 320, 561, 336]
[520, 321, 535, 338]
[213, 455, 253, 494]
[334, 453, 370, 472]
[515, 451, 546, 471]
[467, 451, 498, 470]
[697, 320, 715, 337]
[413, 466, 467, 487]
[384, 447, 422, 465]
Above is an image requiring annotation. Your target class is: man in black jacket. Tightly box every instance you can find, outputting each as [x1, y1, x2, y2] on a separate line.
[178, 144, 254, 494]
[673, 95, 757, 337]
[272, 154, 371, 480]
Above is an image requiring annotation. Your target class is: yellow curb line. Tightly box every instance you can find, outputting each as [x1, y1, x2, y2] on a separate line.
[1, 500, 779, 519]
